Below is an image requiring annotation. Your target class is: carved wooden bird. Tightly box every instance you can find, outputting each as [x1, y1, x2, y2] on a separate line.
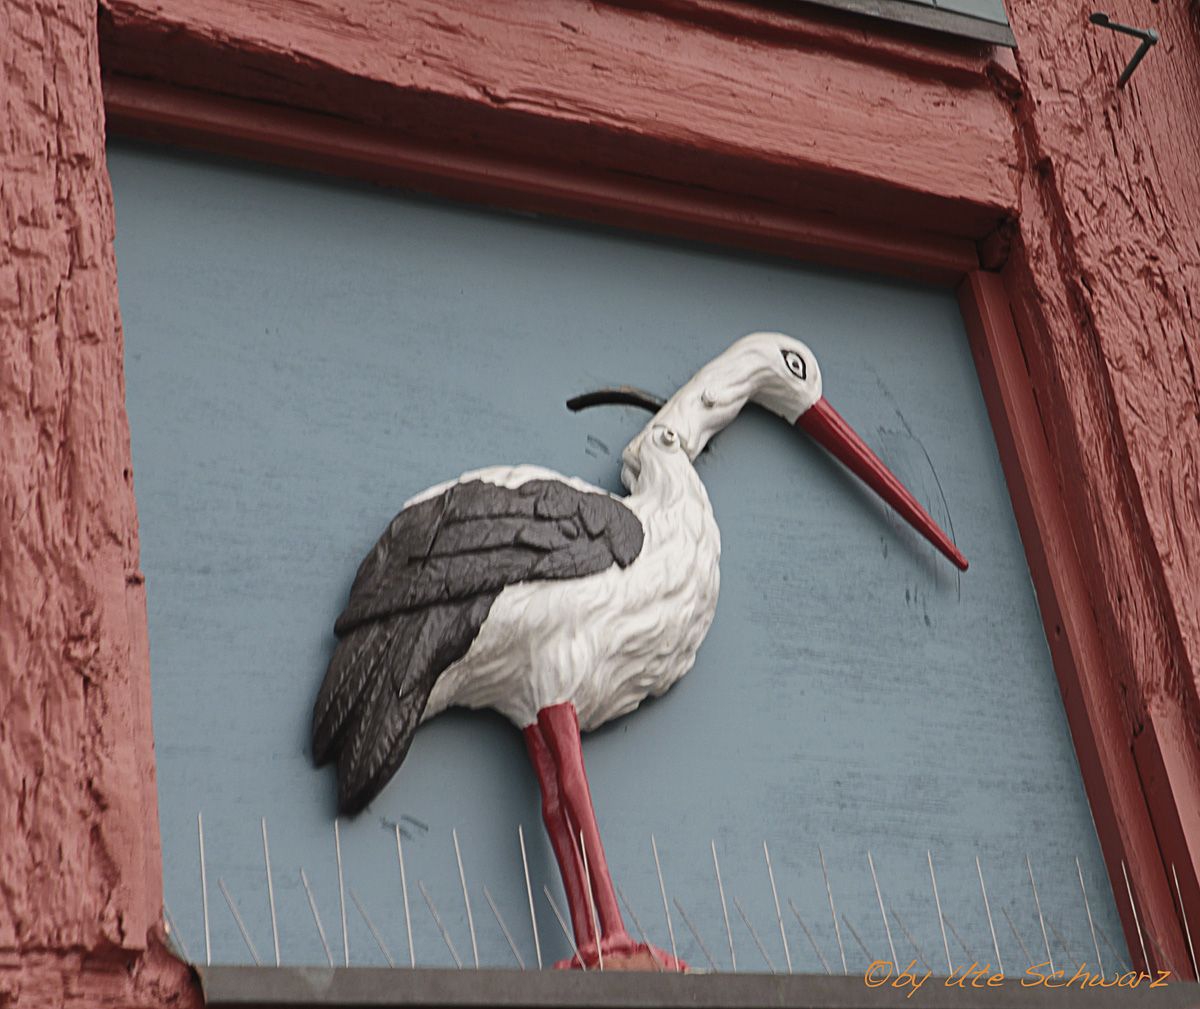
[311, 332, 966, 970]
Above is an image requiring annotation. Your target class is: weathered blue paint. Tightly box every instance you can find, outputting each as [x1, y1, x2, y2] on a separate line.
[109, 142, 1124, 973]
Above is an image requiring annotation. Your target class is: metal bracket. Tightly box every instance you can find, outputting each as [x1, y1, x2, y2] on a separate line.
[1090, 13, 1159, 87]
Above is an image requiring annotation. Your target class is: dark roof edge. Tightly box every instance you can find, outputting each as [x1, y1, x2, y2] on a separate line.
[797, 0, 1017, 47]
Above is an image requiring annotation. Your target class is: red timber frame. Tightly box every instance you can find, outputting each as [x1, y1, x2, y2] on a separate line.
[45, 0, 1196, 989]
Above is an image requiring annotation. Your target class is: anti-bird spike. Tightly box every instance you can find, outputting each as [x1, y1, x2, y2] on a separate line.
[927, 850, 952, 975]
[867, 851, 897, 970]
[519, 826, 542, 970]
[976, 855, 1003, 975]
[197, 813, 211, 967]
[789, 900, 832, 975]
[312, 333, 966, 969]
[335, 819, 349, 967]
[484, 886, 526, 969]
[218, 878, 262, 966]
[420, 881, 463, 968]
[261, 817, 280, 967]
[616, 885, 664, 974]
[395, 826, 415, 968]
[820, 846, 848, 975]
[300, 867, 335, 967]
[452, 829, 479, 969]
[1077, 857, 1103, 977]
[712, 841, 737, 972]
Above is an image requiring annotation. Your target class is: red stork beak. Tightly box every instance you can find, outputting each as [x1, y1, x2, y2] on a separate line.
[796, 398, 968, 571]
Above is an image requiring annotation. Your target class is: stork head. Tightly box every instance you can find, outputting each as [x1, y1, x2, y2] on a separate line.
[570, 332, 967, 571]
[634, 332, 823, 458]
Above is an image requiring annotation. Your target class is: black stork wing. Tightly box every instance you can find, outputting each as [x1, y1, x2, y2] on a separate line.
[312, 477, 644, 815]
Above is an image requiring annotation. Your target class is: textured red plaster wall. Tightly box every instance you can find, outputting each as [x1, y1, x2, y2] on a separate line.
[96, 0, 1018, 239]
[1001, 0, 1200, 915]
[0, 0, 199, 1005]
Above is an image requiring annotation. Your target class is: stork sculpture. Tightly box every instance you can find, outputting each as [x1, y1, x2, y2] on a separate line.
[311, 333, 967, 970]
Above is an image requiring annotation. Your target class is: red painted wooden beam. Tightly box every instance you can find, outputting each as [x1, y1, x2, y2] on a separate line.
[97, 0, 1018, 242]
[102, 76, 978, 285]
[0, 0, 200, 1004]
[960, 271, 1191, 975]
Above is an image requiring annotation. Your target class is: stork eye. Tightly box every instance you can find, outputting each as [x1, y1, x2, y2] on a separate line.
[782, 349, 807, 380]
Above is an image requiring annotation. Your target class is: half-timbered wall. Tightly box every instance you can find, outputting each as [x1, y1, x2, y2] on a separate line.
[3, 0, 1199, 1004]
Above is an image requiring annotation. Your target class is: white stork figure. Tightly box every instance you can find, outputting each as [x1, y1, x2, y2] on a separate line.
[312, 332, 966, 970]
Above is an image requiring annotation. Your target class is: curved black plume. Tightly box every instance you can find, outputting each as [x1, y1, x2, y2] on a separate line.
[566, 386, 667, 414]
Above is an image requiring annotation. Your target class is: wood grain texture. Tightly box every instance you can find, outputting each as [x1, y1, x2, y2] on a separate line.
[97, 0, 1018, 240]
[999, 0, 1200, 971]
[0, 0, 198, 1002]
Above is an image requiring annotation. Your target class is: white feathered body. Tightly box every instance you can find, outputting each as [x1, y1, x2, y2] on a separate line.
[420, 435, 721, 731]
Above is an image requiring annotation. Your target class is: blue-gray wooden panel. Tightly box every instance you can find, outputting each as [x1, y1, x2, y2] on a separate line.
[109, 141, 1122, 974]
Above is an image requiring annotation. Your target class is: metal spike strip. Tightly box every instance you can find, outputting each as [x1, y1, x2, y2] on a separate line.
[261, 818, 281, 967]
[733, 896, 776, 973]
[335, 819, 349, 967]
[218, 878, 263, 966]
[711, 841, 737, 972]
[976, 856, 1004, 975]
[350, 888, 395, 967]
[163, 900, 192, 963]
[1121, 860, 1151, 972]
[518, 826, 542, 970]
[890, 909, 931, 974]
[867, 851, 898, 969]
[1001, 905, 1033, 968]
[419, 880, 463, 968]
[299, 868, 335, 967]
[927, 850, 952, 974]
[197, 813, 212, 966]
[542, 885, 586, 971]
[579, 831, 604, 971]
[651, 836, 680, 971]
[840, 914, 874, 966]
[178, 820, 1164, 980]
[394, 826, 415, 968]
[763, 842, 791, 973]
[616, 884, 664, 973]
[1075, 857, 1104, 977]
[674, 898, 718, 972]
[1173, 864, 1198, 980]
[819, 846, 848, 974]
[452, 829, 479, 968]
[1025, 855, 1054, 973]
[787, 899, 832, 975]
[483, 886, 526, 969]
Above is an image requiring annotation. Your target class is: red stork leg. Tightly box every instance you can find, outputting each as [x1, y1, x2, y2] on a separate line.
[522, 722, 594, 954]
[536, 701, 685, 971]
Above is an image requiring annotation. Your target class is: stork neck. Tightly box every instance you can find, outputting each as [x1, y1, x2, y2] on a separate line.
[643, 378, 750, 462]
